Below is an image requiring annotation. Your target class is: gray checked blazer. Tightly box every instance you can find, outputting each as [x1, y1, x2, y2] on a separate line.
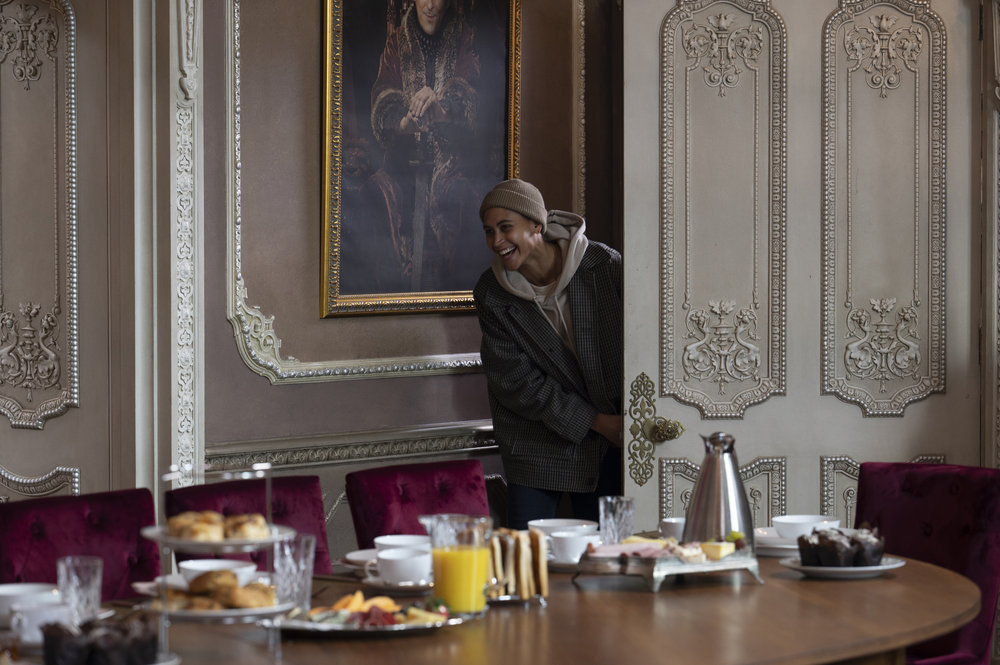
[473, 241, 623, 493]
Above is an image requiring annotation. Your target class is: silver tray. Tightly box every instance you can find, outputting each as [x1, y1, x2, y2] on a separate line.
[571, 552, 763, 591]
[140, 525, 295, 554]
[271, 615, 464, 636]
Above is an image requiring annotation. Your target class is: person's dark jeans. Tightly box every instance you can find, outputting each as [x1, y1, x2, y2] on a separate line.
[506, 449, 623, 530]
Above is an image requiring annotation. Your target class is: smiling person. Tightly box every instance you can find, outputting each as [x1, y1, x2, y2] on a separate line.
[474, 179, 624, 530]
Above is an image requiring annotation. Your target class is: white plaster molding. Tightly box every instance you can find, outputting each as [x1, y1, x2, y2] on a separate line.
[0, 0, 79, 429]
[170, 0, 204, 483]
[658, 0, 788, 417]
[205, 419, 496, 469]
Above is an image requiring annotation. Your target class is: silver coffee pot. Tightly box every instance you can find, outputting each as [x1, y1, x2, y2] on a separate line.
[682, 432, 755, 549]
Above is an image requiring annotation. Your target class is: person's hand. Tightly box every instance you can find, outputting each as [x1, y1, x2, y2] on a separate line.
[408, 86, 444, 128]
[399, 112, 422, 133]
[591, 413, 624, 447]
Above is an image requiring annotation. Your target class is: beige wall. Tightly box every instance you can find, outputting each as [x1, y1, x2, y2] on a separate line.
[202, 0, 615, 446]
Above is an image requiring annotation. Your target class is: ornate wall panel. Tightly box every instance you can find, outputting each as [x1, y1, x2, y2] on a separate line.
[659, 0, 787, 418]
[658, 456, 785, 528]
[0, 463, 79, 501]
[0, 0, 78, 429]
[821, 0, 946, 415]
[819, 453, 944, 526]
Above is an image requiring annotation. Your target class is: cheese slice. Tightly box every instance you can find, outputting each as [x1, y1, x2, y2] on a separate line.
[700, 541, 736, 560]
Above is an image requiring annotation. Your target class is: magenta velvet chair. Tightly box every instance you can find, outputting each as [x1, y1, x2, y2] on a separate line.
[345, 459, 491, 549]
[164, 475, 333, 575]
[855, 462, 1000, 665]
[0, 488, 160, 601]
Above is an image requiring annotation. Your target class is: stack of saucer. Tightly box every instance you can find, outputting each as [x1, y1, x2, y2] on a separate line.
[753, 527, 799, 558]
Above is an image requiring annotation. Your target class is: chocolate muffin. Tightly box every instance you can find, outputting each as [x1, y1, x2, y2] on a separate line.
[42, 613, 158, 665]
[850, 527, 884, 566]
[815, 529, 858, 566]
[796, 530, 822, 566]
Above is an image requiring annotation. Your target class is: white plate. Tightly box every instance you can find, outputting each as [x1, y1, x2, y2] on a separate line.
[141, 599, 296, 621]
[343, 549, 378, 568]
[132, 573, 272, 596]
[140, 525, 295, 553]
[779, 556, 906, 579]
[754, 527, 796, 548]
[361, 575, 433, 595]
[274, 615, 463, 635]
[548, 559, 581, 573]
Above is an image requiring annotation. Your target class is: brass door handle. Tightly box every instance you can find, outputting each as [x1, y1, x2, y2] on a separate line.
[642, 416, 685, 443]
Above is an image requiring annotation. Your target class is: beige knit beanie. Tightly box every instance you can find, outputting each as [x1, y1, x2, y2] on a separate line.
[479, 178, 548, 232]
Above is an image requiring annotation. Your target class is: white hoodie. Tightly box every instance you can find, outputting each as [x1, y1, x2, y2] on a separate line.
[491, 210, 589, 356]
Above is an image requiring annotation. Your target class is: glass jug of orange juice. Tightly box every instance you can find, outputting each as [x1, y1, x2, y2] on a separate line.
[417, 514, 512, 618]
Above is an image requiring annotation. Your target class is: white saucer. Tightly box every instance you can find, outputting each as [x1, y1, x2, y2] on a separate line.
[754, 526, 796, 548]
[132, 575, 188, 596]
[343, 548, 378, 568]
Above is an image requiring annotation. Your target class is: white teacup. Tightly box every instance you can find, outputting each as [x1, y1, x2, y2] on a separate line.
[373, 534, 431, 552]
[549, 531, 601, 564]
[365, 547, 432, 584]
[659, 517, 686, 540]
[11, 601, 73, 645]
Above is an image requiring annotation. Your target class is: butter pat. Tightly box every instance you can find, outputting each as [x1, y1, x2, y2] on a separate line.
[700, 541, 735, 560]
[622, 535, 667, 547]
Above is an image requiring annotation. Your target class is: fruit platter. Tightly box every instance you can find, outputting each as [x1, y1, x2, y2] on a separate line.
[571, 533, 763, 591]
[273, 591, 463, 635]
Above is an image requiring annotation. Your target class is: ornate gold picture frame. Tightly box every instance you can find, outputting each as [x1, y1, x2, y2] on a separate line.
[322, 0, 521, 316]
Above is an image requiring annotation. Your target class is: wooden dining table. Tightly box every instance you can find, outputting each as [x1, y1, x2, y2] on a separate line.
[156, 555, 979, 665]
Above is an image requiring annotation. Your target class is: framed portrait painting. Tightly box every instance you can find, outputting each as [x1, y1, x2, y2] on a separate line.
[322, 0, 521, 316]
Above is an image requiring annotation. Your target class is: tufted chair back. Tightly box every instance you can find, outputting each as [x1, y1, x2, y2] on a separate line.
[165, 475, 333, 575]
[855, 462, 1000, 665]
[345, 459, 491, 549]
[0, 488, 160, 601]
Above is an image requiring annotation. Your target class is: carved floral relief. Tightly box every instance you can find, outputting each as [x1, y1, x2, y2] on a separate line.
[659, 0, 787, 418]
[821, 0, 945, 415]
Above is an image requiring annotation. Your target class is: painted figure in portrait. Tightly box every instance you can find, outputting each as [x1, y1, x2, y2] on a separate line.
[338, 0, 508, 296]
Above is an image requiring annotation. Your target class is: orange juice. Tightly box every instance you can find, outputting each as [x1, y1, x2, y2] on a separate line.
[431, 545, 490, 614]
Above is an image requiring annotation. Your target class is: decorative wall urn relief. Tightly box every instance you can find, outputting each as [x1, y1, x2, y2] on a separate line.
[660, 0, 787, 418]
[821, 0, 946, 415]
[0, 0, 78, 429]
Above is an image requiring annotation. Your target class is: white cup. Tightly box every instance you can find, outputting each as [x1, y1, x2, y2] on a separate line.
[373, 534, 431, 552]
[10, 601, 73, 645]
[365, 547, 432, 584]
[549, 531, 601, 563]
[659, 517, 686, 540]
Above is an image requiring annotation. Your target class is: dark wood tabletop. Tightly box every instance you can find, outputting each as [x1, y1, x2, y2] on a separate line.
[158, 555, 980, 665]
